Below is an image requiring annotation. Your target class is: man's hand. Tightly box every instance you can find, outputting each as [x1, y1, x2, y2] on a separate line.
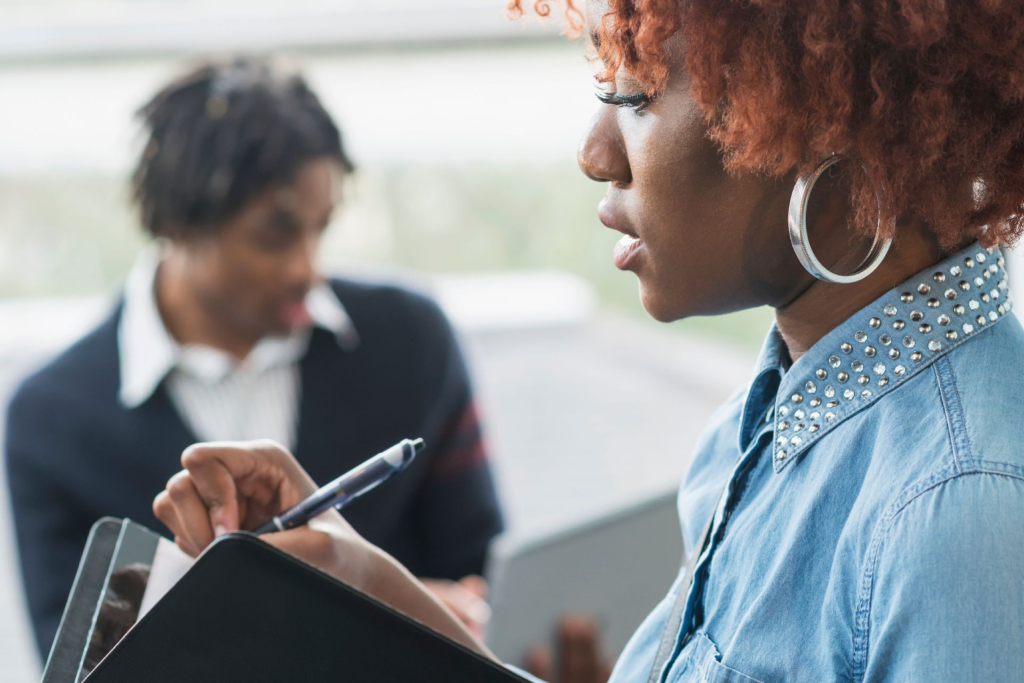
[421, 575, 492, 640]
[525, 615, 614, 683]
[153, 439, 376, 591]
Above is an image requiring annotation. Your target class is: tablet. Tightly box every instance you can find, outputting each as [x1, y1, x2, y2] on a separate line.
[484, 489, 684, 666]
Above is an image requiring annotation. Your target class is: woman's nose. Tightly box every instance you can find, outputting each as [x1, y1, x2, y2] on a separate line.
[577, 107, 631, 185]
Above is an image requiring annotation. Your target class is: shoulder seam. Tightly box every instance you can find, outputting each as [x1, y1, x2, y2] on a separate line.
[931, 356, 973, 472]
[850, 466, 1024, 681]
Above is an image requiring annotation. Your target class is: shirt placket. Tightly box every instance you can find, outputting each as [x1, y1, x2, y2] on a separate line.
[662, 410, 776, 681]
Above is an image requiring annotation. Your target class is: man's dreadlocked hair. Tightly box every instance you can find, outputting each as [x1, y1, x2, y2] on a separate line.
[132, 56, 353, 238]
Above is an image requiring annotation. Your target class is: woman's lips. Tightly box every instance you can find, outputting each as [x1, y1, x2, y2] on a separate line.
[599, 203, 644, 270]
[613, 234, 644, 270]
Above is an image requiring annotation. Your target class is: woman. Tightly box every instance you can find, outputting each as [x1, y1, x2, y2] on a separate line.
[154, 0, 1024, 681]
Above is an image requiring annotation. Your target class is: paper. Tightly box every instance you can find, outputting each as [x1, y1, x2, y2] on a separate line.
[137, 538, 195, 618]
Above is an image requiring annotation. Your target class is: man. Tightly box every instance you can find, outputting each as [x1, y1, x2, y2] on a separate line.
[5, 58, 503, 659]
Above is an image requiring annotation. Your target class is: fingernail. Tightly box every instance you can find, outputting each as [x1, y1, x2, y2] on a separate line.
[214, 524, 228, 538]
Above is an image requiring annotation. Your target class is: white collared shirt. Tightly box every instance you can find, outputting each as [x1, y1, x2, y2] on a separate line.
[117, 244, 358, 451]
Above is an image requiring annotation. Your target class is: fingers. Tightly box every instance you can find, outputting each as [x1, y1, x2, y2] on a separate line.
[558, 615, 604, 683]
[165, 470, 216, 556]
[457, 574, 489, 600]
[180, 443, 247, 534]
[421, 578, 492, 635]
[525, 644, 554, 681]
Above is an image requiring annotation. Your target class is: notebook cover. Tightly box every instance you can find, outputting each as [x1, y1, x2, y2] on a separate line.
[84, 533, 528, 682]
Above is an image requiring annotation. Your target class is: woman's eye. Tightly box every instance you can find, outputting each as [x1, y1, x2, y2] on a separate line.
[595, 90, 653, 111]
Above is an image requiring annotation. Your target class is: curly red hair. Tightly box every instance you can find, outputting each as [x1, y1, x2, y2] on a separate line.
[509, 0, 1024, 249]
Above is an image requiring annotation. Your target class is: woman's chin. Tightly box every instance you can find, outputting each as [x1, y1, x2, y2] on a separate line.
[638, 282, 690, 323]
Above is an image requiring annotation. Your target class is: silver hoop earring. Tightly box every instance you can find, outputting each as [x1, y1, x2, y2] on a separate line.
[787, 154, 893, 284]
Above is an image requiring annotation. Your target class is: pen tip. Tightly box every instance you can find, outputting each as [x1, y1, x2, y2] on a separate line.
[411, 438, 425, 453]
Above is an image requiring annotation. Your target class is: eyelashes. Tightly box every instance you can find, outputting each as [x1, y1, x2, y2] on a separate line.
[596, 90, 654, 111]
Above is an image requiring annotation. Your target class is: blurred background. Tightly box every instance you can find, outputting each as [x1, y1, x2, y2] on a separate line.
[1, 2, 1019, 681]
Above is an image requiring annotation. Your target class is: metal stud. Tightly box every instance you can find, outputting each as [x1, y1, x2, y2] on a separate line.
[864, 346, 877, 358]
[809, 424, 820, 433]
[825, 411, 836, 422]
[918, 283, 931, 295]
[780, 421, 790, 431]
[933, 271, 946, 283]
[810, 411, 820, 420]
[779, 405, 790, 417]
[937, 313, 950, 326]
[887, 302, 902, 314]
[777, 436, 789, 447]
[981, 292, 990, 303]
[843, 389, 855, 400]
[809, 398, 822, 408]
[928, 340, 942, 352]
[776, 449, 787, 461]
[976, 315, 986, 326]
[910, 310, 924, 322]
[959, 280, 971, 291]
[944, 288, 957, 300]
[911, 351, 923, 362]
[869, 317, 882, 329]
[794, 409, 806, 420]
[992, 289, 1000, 300]
[791, 436, 803, 446]
[965, 257, 975, 268]
[903, 336, 916, 348]
[873, 363, 886, 375]
[962, 323, 974, 334]
[999, 304, 1007, 315]
[804, 381, 817, 393]
[879, 334, 892, 346]
[827, 400, 839, 408]
[894, 365, 906, 376]
[945, 330, 958, 341]
[889, 348, 900, 360]
[792, 393, 804, 403]
[816, 369, 828, 380]
[837, 371, 849, 383]
[989, 310, 999, 322]
[983, 269, 991, 280]
[893, 320, 906, 331]
[858, 374, 870, 385]
[969, 299, 980, 310]
[829, 355, 842, 368]
[851, 360, 864, 372]
[794, 423, 804, 433]
[950, 265, 962, 276]
[861, 389, 872, 399]
[878, 377, 889, 387]
[977, 252, 986, 263]
[925, 299, 938, 309]
[855, 331, 868, 343]
[841, 342, 853, 354]
[953, 304, 965, 316]
[824, 386, 835, 398]
[999, 279, 1009, 291]
[919, 323, 932, 334]
[974, 276, 985, 287]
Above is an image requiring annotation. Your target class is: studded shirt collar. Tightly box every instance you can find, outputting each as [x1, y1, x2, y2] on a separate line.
[771, 242, 1013, 473]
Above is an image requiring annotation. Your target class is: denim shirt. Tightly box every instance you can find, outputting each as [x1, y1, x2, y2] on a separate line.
[511, 243, 1024, 683]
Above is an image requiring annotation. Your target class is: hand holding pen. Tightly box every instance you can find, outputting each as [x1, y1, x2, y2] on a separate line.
[253, 438, 424, 534]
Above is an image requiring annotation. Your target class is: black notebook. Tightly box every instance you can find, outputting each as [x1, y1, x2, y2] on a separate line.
[83, 532, 527, 682]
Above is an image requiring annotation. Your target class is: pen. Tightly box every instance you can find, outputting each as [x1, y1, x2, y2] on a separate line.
[253, 438, 424, 535]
